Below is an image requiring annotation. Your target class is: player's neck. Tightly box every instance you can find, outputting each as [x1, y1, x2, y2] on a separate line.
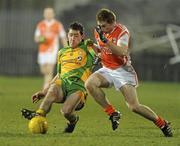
[45, 19, 55, 25]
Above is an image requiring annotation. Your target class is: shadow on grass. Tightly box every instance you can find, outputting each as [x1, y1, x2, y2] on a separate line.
[0, 132, 46, 138]
[0, 128, 176, 139]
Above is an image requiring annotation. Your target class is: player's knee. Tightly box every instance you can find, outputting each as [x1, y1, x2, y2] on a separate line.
[85, 79, 97, 93]
[44, 90, 57, 104]
[85, 80, 92, 91]
[85, 81, 91, 92]
[128, 103, 140, 113]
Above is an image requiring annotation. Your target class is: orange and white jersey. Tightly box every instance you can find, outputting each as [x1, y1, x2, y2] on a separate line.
[95, 23, 131, 69]
[35, 19, 66, 53]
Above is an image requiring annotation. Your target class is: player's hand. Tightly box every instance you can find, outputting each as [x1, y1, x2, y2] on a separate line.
[93, 55, 101, 65]
[32, 91, 45, 103]
[95, 26, 108, 43]
[84, 39, 94, 46]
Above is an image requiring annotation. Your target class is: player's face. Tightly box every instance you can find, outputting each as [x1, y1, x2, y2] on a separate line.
[44, 8, 55, 21]
[68, 29, 83, 48]
[97, 21, 115, 33]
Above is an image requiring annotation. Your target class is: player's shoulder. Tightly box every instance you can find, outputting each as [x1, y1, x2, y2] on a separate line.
[116, 23, 129, 33]
[58, 46, 70, 54]
[94, 29, 99, 37]
[37, 20, 45, 26]
[54, 20, 64, 27]
[79, 41, 87, 47]
[79, 41, 93, 53]
[114, 23, 130, 37]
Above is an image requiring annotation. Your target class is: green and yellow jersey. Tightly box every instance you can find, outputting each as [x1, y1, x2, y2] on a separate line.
[56, 41, 95, 97]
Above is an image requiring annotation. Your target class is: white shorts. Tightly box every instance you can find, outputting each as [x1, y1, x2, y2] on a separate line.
[38, 51, 57, 65]
[95, 65, 138, 90]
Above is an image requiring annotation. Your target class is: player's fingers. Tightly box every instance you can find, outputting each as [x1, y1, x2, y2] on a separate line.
[33, 98, 39, 103]
[95, 26, 102, 33]
[32, 92, 45, 103]
[32, 95, 38, 103]
[33, 96, 40, 103]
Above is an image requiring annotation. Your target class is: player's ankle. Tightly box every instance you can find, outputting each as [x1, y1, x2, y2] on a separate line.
[104, 104, 116, 116]
[154, 116, 166, 128]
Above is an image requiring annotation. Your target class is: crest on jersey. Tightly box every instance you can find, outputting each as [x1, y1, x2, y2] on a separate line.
[77, 56, 82, 61]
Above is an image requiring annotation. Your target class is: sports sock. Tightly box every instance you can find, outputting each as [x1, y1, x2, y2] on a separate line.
[104, 104, 116, 116]
[154, 116, 166, 128]
[68, 115, 78, 124]
[36, 109, 46, 117]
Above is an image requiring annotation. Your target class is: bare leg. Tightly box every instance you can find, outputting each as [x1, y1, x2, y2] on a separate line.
[21, 83, 64, 120]
[61, 91, 83, 133]
[85, 73, 121, 130]
[85, 73, 110, 108]
[40, 64, 55, 90]
[39, 83, 64, 114]
[61, 91, 82, 122]
[120, 84, 173, 137]
[120, 84, 158, 121]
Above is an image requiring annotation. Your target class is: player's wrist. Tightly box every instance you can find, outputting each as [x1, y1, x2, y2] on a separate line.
[102, 37, 108, 43]
[95, 26, 108, 43]
[85, 39, 94, 46]
[41, 89, 47, 95]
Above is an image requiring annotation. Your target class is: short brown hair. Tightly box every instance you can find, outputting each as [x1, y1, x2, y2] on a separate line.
[96, 8, 116, 24]
[69, 22, 84, 35]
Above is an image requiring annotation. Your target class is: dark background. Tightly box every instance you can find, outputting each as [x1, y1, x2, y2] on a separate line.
[0, 0, 180, 81]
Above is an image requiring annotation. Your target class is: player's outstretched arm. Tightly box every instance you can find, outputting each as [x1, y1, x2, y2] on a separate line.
[32, 74, 59, 103]
[32, 91, 45, 103]
[85, 38, 100, 54]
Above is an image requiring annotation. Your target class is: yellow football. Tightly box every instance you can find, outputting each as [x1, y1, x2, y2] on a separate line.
[28, 116, 48, 134]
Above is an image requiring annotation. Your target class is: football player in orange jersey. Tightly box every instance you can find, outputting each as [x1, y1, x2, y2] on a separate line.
[34, 7, 67, 90]
[85, 8, 172, 137]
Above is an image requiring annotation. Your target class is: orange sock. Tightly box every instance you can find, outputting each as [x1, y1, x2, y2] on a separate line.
[104, 104, 116, 116]
[154, 116, 165, 128]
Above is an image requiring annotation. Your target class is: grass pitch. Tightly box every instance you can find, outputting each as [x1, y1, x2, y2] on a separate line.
[0, 76, 180, 146]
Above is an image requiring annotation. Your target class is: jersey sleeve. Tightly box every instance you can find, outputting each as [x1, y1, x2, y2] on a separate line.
[34, 28, 40, 37]
[34, 23, 41, 38]
[87, 46, 96, 59]
[117, 33, 129, 47]
[58, 22, 66, 38]
[94, 30, 101, 52]
[34, 22, 43, 37]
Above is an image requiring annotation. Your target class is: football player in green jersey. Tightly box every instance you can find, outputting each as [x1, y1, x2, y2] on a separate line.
[22, 22, 96, 133]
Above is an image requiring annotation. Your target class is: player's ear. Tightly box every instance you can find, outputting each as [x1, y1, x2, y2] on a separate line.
[82, 34, 85, 40]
